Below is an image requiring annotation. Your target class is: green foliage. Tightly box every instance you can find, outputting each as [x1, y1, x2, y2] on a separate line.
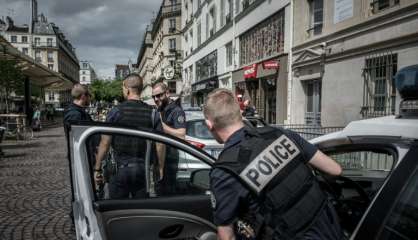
[90, 78, 123, 102]
[0, 60, 24, 95]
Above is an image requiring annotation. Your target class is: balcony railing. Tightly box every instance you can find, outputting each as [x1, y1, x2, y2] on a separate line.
[32, 42, 58, 48]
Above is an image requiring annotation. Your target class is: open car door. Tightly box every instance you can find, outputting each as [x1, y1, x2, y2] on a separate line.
[68, 123, 216, 240]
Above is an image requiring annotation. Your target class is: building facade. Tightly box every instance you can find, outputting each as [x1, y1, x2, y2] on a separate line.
[136, 0, 183, 98]
[79, 61, 97, 85]
[291, 0, 418, 126]
[181, 0, 291, 124]
[115, 64, 130, 79]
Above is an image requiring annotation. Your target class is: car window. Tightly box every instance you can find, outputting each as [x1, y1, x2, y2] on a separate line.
[380, 168, 418, 240]
[86, 132, 211, 200]
[186, 120, 213, 139]
[328, 150, 395, 195]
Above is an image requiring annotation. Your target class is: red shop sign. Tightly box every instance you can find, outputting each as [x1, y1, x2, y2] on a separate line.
[262, 60, 279, 69]
[243, 63, 258, 79]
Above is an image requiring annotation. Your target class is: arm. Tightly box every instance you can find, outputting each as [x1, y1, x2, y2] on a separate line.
[94, 134, 111, 184]
[218, 225, 236, 240]
[155, 142, 166, 179]
[161, 121, 186, 139]
[308, 150, 342, 176]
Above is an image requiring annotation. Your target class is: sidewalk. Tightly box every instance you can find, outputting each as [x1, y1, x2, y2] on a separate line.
[0, 124, 75, 239]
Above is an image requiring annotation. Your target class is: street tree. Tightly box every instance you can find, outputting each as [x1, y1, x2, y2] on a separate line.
[0, 60, 24, 113]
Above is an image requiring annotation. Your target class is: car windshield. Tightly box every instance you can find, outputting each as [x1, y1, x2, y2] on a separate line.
[186, 120, 213, 140]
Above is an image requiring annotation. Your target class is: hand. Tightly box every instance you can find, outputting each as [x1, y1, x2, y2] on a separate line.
[94, 170, 104, 186]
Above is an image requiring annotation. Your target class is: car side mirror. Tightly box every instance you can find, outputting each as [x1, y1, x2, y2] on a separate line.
[190, 169, 211, 190]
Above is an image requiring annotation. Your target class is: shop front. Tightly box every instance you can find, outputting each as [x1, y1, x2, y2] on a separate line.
[233, 56, 288, 124]
[192, 50, 218, 107]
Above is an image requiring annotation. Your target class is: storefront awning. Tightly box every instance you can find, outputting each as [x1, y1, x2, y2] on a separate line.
[0, 36, 75, 91]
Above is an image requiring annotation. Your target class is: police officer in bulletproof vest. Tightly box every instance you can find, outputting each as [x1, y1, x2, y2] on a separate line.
[203, 89, 343, 240]
[152, 82, 186, 195]
[63, 84, 93, 137]
[94, 74, 156, 199]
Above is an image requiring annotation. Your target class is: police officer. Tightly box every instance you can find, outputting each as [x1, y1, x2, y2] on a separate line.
[63, 84, 93, 136]
[94, 73, 156, 199]
[152, 82, 186, 195]
[203, 89, 343, 240]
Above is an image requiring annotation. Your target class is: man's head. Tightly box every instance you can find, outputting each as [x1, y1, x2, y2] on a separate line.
[243, 99, 250, 107]
[122, 73, 143, 99]
[203, 89, 243, 143]
[152, 82, 170, 110]
[71, 84, 91, 107]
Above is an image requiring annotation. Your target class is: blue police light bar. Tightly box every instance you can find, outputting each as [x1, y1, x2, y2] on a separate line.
[394, 65, 418, 99]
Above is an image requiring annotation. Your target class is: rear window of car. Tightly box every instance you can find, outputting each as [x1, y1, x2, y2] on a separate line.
[186, 120, 213, 140]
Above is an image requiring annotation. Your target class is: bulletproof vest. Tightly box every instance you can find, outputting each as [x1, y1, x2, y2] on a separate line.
[112, 100, 153, 158]
[215, 126, 326, 239]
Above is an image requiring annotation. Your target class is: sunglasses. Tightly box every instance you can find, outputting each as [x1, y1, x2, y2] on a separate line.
[152, 92, 164, 100]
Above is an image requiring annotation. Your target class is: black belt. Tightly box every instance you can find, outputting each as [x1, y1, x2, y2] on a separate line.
[117, 162, 141, 169]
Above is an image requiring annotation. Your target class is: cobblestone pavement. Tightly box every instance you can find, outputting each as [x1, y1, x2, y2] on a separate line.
[0, 126, 76, 239]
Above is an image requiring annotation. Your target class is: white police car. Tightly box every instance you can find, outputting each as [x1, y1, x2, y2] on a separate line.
[67, 66, 418, 240]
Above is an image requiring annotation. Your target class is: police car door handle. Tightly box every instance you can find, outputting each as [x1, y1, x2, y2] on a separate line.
[159, 224, 184, 239]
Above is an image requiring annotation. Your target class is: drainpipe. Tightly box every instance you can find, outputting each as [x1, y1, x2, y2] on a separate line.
[286, 1, 293, 124]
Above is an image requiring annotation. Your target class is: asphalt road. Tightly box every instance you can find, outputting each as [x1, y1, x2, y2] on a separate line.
[0, 126, 76, 239]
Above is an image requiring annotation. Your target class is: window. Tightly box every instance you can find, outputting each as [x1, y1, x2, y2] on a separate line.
[48, 64, 54, 70]
[168, 81, 176, 94]
[206, 13, 209, 39]
[381, 168, 418, 239]
[226, 42, 233, 67]
[48, 92, 55, 101]
[169, 18, 176, 32]
[220, 0, 225, 27]
[21, 36, 28, 43]
[82, 76, 86, 82]
[83, 63, 88, 69]
[197, 22, 202, 46]
[371, 0, 400, 13]
[362, 53, 397, 118]
[305, 80, 321, 125]
[227, 0, 233, 23]
[169, 38, 176, 50]
[196, 50, 217, 81]
[308, 0, 323, 36]
[82, 71, 86, 74]
[47, 51, 53, 62]
[170, 60, 175, 67]
[239, 11, 285, 66]
[11, 36, 17, 43]
[34, 37, 40, 46]
[35, 50, 41, 62]
[47, 38, 53, 47]
[22, 48, 28, 55]
[209, 7, 216, 36]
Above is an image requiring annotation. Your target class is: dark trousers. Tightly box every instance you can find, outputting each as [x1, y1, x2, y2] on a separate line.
[109, 162, 146, 199]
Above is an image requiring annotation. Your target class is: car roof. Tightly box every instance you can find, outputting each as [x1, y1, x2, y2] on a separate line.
[185, 111, 204, 121]
[311, 115, 418, 144]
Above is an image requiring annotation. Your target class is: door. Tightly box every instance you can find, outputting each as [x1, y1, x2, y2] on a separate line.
[68, 124, 216, 240]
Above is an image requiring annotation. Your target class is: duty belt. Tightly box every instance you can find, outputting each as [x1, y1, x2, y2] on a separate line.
[117, 162, 141, 169]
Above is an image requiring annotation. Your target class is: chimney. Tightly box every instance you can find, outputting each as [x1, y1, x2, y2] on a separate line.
[31, 0, 38, 33]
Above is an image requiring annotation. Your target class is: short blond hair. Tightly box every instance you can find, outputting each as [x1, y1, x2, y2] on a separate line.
[203, 88, 242, 129]
[152, 82, 168, 92]
[71, 84, 90, 100]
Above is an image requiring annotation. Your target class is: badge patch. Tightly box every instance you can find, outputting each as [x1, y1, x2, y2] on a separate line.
[177, 115, 185, 124]
[239, 135, 300, 193]
[210, 192, 217, 209]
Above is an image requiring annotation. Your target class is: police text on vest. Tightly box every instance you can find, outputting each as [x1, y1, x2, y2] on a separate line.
[239, 135, 300, 193]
